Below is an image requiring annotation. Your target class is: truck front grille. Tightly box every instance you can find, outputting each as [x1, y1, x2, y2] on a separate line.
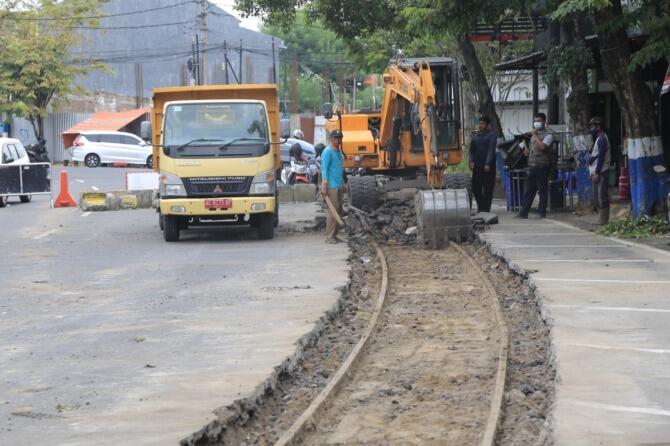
[183, 176, 252, 197]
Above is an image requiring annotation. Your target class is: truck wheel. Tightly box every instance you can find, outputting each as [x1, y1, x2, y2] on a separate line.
[348, 176, 379, 211]
[257, 213, 275, 240]
[163, 215, 180, 242]
[0, 195, 7, 208]
[20, 195, 32, 203]
[158, 213, 164, 230]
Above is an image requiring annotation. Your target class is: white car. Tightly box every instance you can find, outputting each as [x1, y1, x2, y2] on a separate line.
[0, 137, 32, 206]
[69, 131, 153, 168]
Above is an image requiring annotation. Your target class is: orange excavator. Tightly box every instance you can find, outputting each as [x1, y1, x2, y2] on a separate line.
[324, 56, 471, 247]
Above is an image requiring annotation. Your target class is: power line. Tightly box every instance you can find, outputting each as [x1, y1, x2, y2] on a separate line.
[51, 19, 196, 30]
[2, 0, 197, 21]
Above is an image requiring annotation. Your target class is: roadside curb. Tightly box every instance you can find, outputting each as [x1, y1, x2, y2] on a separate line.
[80, 190, 156, 211]
[278, 183, 318, 203]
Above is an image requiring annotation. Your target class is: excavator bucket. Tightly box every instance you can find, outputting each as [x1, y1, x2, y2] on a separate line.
[415, 189, 472, 249]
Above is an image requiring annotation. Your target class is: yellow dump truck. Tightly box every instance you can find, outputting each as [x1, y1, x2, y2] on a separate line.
[141, 85, 283, 242]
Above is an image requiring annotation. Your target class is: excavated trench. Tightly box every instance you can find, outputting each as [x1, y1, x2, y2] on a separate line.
[182, 197, 555, 446]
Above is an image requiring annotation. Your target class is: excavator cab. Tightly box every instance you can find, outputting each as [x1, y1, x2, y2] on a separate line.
[400, 57, 461, 151]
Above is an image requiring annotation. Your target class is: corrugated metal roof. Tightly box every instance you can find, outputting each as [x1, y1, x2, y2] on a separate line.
[63, 108, 149, 134]
[62, 108, 149, 148]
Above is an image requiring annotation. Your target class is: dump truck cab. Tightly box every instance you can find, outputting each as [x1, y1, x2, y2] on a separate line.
[145, 85, 282, 242]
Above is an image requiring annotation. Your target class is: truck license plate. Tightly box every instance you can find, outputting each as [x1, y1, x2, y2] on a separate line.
[205, 198, 232, 209]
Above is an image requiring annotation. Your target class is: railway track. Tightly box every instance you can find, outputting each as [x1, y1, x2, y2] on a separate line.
[276, 238, 509, 445]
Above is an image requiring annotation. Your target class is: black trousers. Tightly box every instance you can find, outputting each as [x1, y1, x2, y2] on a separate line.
[520, 165, 550, 216]
[592, 170, 610, 209]
[472, 166, 495, 213]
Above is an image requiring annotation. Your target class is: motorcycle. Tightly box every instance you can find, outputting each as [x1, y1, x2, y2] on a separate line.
[281, 159, 320, 185]
[25, 138, 50, 163]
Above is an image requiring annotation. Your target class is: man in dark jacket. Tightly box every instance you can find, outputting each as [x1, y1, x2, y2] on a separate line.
[469, 115, 497, 213]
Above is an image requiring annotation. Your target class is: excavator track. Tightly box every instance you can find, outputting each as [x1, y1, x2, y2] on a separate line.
[276, 238, 508, 446]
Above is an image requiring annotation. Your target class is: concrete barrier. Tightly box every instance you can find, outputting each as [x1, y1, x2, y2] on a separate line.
[293, 184, 317, 202]
[80, 184, 320, 211]
[80, 190, 156, 211]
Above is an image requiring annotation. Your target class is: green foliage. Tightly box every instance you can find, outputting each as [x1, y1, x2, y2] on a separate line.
[0, 0, 106, 137]
[545, 42, 594, 91]
[550, 0, 670, 71]
[596, 215, 670, 239]
[446, 148, 470, 173]
[549, 0, 610, 20]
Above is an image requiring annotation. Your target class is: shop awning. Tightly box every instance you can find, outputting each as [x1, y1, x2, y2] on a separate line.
[494, 51, 545, 71]
[62, 108, 149, 148]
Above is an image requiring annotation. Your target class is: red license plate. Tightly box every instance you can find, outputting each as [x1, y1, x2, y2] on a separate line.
[204, 198, 232, 209]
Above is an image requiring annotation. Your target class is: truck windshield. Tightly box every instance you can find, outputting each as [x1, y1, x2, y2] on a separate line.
[163, 102, 270, 157]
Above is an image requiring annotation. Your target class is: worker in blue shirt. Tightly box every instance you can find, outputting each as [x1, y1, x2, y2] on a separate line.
[320, 129, 347, 243]
[469, 115, 497, 213]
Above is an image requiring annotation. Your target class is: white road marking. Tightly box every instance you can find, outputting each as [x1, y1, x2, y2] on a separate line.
[484, 232, 587, 236]
[91, 186, 99, 191]
[517, 259, 670, 263]
[548, 218, 670, 258]
[559, 343, 670, 354]
[535, 277, 670, 284]
[81, 212, 91, 217]
[33, 227, 62, 240]
[498, 245, 621, 249]
[74, 179, 85, 183]
[564, 400, 670, 417]
[549, 304, 670, 313]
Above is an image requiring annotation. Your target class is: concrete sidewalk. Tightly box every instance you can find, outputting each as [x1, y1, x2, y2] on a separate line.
[480, 207, 670, 446]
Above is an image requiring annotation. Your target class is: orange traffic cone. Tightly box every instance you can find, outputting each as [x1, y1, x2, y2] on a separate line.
[54, 170, 77, 208]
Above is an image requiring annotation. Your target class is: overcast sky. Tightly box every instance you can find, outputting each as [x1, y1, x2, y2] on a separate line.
[210, 0, 262, 31]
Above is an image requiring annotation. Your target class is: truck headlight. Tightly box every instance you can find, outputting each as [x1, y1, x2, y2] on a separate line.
[159, 172, 186, 197]
[250, 170, 276, 195]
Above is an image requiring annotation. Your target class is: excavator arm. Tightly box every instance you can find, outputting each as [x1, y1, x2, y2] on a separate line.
[379, 61, 445, 187]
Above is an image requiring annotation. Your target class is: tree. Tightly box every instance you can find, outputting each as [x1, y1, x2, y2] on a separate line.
[0, 0, 105, 139]
[551, 0, 667, 216]
[237, 0, 529, 137]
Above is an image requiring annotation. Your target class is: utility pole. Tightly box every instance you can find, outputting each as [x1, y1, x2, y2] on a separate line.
[223, 40, 229, 84]
[195, 34, 201, 85]
[271, 38, 277, 84]
[290, 49, 298, 114]
[239, 39, 243, 83]
[199, 0, 207, 85]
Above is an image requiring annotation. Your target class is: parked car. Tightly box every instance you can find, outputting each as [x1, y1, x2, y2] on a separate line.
[68, 131, 152, 168]
[280, 138, 315, 165]
[0, 137, 32, 207]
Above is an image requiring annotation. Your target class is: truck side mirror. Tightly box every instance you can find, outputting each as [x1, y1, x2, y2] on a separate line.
[280, 119, 291, 139]
[323, 102, 333, 120]
[140, 120, 152, 141]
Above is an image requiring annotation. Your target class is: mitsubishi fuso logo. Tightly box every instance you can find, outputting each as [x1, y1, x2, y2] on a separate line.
[213, 184, 223, 193]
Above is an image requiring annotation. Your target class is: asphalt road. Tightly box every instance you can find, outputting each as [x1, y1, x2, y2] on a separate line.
[0, 169, 349, 445]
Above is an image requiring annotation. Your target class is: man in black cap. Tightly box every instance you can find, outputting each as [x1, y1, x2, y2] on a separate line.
[321, 129, 347, 243]
[469, 115, 497, 213]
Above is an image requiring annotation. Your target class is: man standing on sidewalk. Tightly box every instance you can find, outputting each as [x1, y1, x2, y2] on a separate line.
[588, 116, 611, 225]
[469, 115, 497, 213]
[516, 113, 554, 218]
[321, 129, 346, 243]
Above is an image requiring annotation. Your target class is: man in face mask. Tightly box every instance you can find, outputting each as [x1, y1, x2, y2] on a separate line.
[588, 116, 611, 224]
[516, 112, 554, 218]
